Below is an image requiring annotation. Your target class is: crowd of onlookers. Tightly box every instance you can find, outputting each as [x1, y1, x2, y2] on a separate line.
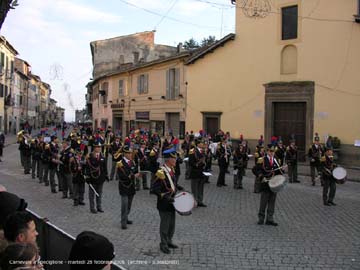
[0, 185, 115, 270]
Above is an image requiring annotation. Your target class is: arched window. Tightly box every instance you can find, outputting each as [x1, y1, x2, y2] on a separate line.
[281, 45, 297, 74]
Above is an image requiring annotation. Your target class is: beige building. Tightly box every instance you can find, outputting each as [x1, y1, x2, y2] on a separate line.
[0, 36, 18, 133]
[90, 52, 189, 137]
[13, 58, 31, 134]
[185, 0, 360, 164]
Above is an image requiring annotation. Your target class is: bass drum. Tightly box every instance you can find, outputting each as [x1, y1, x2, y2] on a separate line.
[174, 192, 195, 216]
[332, 167, 347, 184]
[268, 175, 287, 193]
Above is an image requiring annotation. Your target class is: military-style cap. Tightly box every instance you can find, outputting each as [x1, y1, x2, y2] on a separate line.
[163, 148, 177, 159]
[122, 145, 132, 153]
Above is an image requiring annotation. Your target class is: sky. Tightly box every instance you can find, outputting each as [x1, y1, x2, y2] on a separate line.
[1, 0, 235, 121]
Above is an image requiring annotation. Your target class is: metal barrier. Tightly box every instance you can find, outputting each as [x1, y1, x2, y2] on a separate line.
[27, 209, 126, 270]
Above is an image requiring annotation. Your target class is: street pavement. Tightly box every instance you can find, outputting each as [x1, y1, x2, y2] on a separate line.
[0, 143, 359, 270]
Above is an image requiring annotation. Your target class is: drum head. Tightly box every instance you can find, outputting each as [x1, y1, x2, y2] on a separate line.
[268, 175, 286, 188]
[333, 167, 347, 180]
[174, 192, 195, 214]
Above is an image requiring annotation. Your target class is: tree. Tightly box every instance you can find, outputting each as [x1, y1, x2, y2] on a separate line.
[183, 36, 217, 50]
[183, 37, 200, 50]
[0, 0, 19, 30]
[200, 35, 216, 47]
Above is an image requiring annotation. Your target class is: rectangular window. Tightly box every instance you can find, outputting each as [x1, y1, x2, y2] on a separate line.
[100, 82, 108, 104]
[118, 79, 124, 96]
[282, 5, 298, 40]
[0, 53, 4, 67]
[19, 95, 23, 106]
[137, 74, 148, 94]
[0, 84, 3, 97]
[5, 85, 8, 97]
[166, 68, 180, 100]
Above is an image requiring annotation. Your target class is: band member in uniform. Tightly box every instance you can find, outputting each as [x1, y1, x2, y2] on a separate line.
[20, 131, 32, 174]
[71, 148, 86, 206]
[109, 135, 122, 181]
[286, 138, 299, 183]
[40, 141, 51, 186]
[252, 157, 264, 193]
[30, 136, 41, 180]
[59, 138, 74, 198]
[275, 139, 286, 167]
[233, 143, 248, 189]
[49, 135, 60, 193]
[216, 137, 229, 187]
[17, 130, 25, 167]
[308, 133, 324, 186]
[151, 148, 179, 254]
[85, 142, 109, 213]
[135, 140, 149, 190]
[117, 145, 139, 229]
[240, 140, 250, 176]
[257, 145, 282, 226]
[148, 141, 160, 186]
[321, 147, 337, 206]
[189, 137, 207, 207]
[181, 134, 191, 179]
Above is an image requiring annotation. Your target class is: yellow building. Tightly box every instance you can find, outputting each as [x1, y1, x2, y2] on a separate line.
[185, 0, 360, 164]
[90, 52, 189, 137]
[0, 36, 18, 133]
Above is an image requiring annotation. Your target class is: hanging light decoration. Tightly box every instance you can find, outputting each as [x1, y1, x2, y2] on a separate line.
[239, 0, 271, 18]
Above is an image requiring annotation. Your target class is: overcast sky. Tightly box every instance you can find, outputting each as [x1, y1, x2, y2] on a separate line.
[1, 0, 235, 121]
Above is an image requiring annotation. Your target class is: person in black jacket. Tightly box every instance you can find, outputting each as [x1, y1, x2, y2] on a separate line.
[59, 138, 74, 199]
[85, 142, 109, 214]
[233, 144, 248, 189]
[117, 145, 139, 229]
[257, 145, 282, 226]
[20, 132, 32, 175]
[151, 149, 179, 254]
[71, 149, 86, 206]
[189, 137, 207, 207]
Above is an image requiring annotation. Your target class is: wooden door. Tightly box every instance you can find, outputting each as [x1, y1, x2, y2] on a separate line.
[273, 102, 306, 161]
[206, 117, 219, 138]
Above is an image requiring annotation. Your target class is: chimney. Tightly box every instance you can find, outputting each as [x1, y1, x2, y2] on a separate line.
[177, 43, 183, 53]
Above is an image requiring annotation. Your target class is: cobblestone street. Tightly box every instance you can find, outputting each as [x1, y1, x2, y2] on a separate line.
[1, 143, 359, 270]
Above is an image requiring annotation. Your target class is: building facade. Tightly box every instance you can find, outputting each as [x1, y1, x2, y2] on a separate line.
[0, 36, 18, 133]
[185, 0, 360, 164]
[90, 53, 188, 137]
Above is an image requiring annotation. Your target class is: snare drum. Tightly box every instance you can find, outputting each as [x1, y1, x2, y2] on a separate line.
[174, 192, 195, 216]
[332, 167, 347, 184]
[268, 175, 287, 192]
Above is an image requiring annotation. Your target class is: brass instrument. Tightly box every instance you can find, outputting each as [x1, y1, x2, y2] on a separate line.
[103, 134, 112, 155]
[113, 147, 123, 160]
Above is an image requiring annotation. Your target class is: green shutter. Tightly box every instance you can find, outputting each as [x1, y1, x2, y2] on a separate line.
[144, 74, 149, 93]
[166, 69, 170, 99]
[174, 68, 180, 99]
[137, 75, 141, 94]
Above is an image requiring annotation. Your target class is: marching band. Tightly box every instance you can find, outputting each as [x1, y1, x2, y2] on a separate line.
[13, 126, 345, 253]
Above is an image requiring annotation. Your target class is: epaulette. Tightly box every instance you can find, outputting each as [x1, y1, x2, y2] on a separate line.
[255, 152, 260, 158]
[191, 141, 195, 147]
[149, 149, 156, 157]
[89, 136, 93, 140]
[257, 157, 264, 164]
[189, 148, 195, 155]
[286, 146, 290, 151]
[116, 160, 124, 169]
[320, 156, 326, 162]
[155, 169, 166, 180]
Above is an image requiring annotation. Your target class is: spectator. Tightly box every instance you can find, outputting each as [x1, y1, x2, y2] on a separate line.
[0, 242, 42, 270]
[68, 231, 114, 270]
[0, 191, 28, 254]
[3, 211, 38, 245]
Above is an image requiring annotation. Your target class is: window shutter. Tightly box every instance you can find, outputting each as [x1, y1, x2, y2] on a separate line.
[174, 68, 180, 99]
[166, 69, 170, 100]
[137, 75, 141, 94]
[144, 74, 149, 93]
